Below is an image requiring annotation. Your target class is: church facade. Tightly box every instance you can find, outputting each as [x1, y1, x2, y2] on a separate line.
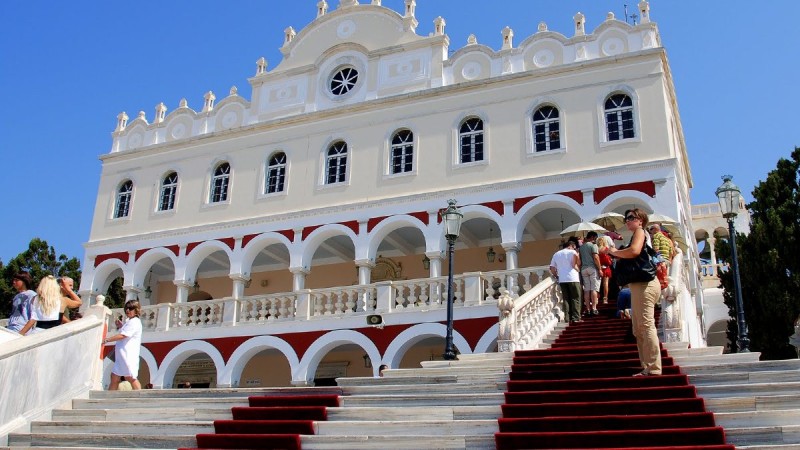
[81, 1, 705, 388]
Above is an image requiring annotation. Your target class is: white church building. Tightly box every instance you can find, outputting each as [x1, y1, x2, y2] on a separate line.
[78, 0, 710, 388]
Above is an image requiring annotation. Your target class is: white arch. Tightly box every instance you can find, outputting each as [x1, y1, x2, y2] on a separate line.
[474, 323, 500, 353]
[90, 259, 128, 294]
[514, 195, 582, 243]
[132, 247, 178, 288]
[220, 335, 299, 388]
[296, 330, 381, 383]
[383, 323, 472, 369]
[153, 340, 226, 389]
[299, 224, 357, 270]
[101, 345, 158, 389]
[181, 240, 234, 282]
[237, 232, 294, 276]
[365, 215, 427, 261]
[595, 190, 654, 214]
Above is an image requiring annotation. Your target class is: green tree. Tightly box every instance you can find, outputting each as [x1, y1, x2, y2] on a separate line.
[104, 277, 126, 310]
[718, 147, 800, 359]
[1, 238, 82, 319]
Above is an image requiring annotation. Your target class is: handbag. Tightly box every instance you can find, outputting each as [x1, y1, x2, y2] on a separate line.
[614, 243, 658, 286]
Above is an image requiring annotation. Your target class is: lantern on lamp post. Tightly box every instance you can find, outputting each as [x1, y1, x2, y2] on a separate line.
[715, 175, 749, 352]
[441, 199, 463, 360]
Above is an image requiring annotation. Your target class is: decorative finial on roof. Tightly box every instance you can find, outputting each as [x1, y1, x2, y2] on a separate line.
[229, 86, 238, 96]
[115, 111, 128, 132]
[402, 0, 417, 32]
[338, 0, 357, 8]
[606, 12, 615, 21]
[433, 16, 445, 36]
[537, 22, 548, 32]
[371, 0, 381, 4]
[501, 26, 513, 50]
[179, 98, 188, 109]
[283, 27, 296, 46]
[203, 91, 216, 113]
[467, 34, 477, 45]
[638, 0, 650, 23]
[155, 102, 167, 124]
[573, 12, 586, 36]
[137, 111, 147, 124]
[317, 0, 328, 17]
[404, 0, 415, 17]
[256, 57, 267, 75]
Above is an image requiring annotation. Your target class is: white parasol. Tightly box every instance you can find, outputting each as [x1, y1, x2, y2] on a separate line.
[560, 221, 608, 237]
[590, 212, 626, 232]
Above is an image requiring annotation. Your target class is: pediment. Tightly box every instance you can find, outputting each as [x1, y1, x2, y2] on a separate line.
[273, 6, 425, 72]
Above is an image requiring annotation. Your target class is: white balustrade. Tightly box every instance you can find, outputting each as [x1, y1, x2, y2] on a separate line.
[498, 275, 561, 352]
[310, 286, 375, 317]
[238, 294, 297, 323]
[171, 299, 224, 328]
[482, 266, 549, 301]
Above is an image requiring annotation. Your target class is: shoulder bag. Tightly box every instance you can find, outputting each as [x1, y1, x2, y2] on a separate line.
[614, 243, 658, 287]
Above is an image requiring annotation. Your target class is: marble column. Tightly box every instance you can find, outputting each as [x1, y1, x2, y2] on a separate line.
[290, 268, 309, 291]
[229, 274, 249, 300]
[707, 237, 717, 276]
[174, 280, 192, 303]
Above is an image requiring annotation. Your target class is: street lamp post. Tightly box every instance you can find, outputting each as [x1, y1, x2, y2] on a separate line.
[715, 175, 750, 352]
[441, 199, 463, 360]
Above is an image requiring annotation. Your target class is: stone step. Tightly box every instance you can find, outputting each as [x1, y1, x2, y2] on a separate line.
[51, 407, 232, 422]
[697, 381, 800, 398]
[72, 397, 249, 410]
[383, 366, 509, 378]
[316, 419, 498, 436]
[336, 375, 458, 386]
[29, 421, 213, 436]
[725, 424, 800, 446]
[50, 405, 502, 424]
[6, 433, 196, 449]
[714, 409, 800, 428]
[340, 382, 505, 396]
[301, 434, 496, 449]
[680, 359, 800, 375]
[689, 370, 800, 386]
[340, 393, 504, 407]
[705, 394, 800, 413]
[672, 352, 763, 367]
[87, 386, 340, 400]
[420, 358, 512, 369]
[666, 346, 724, 358]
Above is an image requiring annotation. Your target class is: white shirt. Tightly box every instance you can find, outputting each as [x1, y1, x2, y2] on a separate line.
[550, 248, 580, 283]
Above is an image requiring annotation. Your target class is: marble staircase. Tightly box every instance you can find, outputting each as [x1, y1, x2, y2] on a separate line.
[5, 326, 800, 449]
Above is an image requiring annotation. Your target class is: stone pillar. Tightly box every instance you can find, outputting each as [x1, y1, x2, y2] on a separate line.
[229, 274, 249, 300]
[503, 243, 521, 294]
[426, 252, 444, 304]
[707, 237, 717, 277]
[462, 272, 483, 306]
[84, 298, 111, 390]
[374, 281, 395, 313]
[290, 268, 309, 291]
[355, 259, 374, 285]
[123, 286, 141, 302]
[174, 280, 192, 303]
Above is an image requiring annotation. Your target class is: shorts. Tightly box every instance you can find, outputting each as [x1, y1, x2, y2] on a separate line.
[580, 267, 600, 292]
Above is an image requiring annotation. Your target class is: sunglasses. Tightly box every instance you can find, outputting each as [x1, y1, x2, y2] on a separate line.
[125, 306, 136, 311]
[624, 215, 637, 222]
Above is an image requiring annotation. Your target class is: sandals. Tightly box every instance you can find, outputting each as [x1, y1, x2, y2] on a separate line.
[633, 371, 661, 377]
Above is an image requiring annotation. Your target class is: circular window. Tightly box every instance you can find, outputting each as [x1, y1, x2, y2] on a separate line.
[329, 66, 359, 96]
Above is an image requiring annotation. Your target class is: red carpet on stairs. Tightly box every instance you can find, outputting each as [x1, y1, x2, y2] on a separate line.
[180, 393, 341, 450]
[495, 304, 734, 449]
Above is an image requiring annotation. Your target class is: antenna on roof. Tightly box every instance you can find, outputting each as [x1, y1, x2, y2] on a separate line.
[623, 4, 639, 25]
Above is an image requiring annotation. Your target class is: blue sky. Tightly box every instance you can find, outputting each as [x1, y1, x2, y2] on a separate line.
[1, 1, 798, 264]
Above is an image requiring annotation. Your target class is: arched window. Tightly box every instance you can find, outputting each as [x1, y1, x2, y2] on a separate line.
[159, 172, 178, 211]
[604, 93, 635, 141]
[532, 105, 561, 152]
[390, 130, 414, 174]
[459, 117, 484, 163]
[266, 152, 287, 194]
[114, 180, 133, 218]
[325, 141, 348, 184]
[210, 162, 230, 203]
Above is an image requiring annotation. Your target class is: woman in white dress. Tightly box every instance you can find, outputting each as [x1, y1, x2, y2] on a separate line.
[102, 300, 143, 390]
[19, 275, 62, 335]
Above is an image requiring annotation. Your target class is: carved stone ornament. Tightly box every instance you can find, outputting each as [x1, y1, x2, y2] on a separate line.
[371, 256, 404, 282]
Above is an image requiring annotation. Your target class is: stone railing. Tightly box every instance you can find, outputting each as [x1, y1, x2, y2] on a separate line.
[497, 275, 561, 352]
[107, 267, 550, 336]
